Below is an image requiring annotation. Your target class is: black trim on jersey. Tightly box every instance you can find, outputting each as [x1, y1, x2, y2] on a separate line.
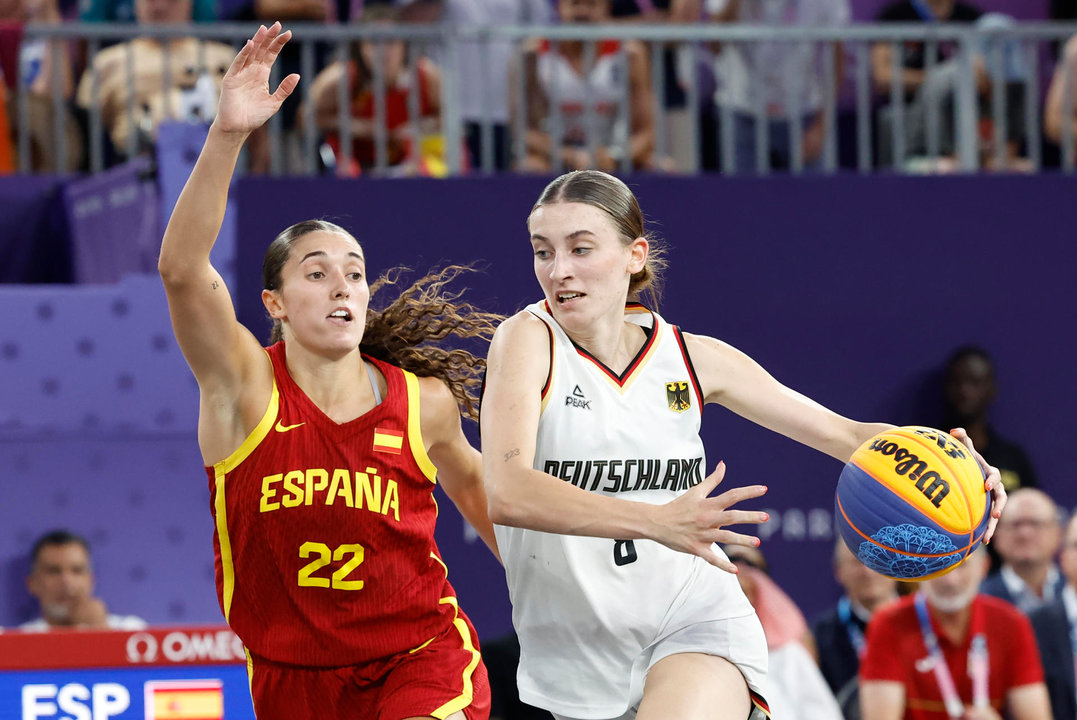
[673, 325, 704, 409]
[526, 305, 558, 403]
[540, 319, 554, 401]
[570, 314, 656, 386]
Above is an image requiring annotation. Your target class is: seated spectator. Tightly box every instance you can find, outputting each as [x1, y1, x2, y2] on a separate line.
[942, 345, 1037, 492]
[20, 529, 146, 631]
[444, 0, 552, 172]
[307, 4, 447, 176]
[75, 0, 234, 159]
[0, 66, 12, 172]
[704, 0, 849, 173]
[727, 544, 844, 720]
[1, 0, 82, 171]
[980, 488, 1064, 614]
[811, 540, 899, 720]
[80, 0, 216, 22]
[859, 547, 1050, 720]
[1045, 34, 1077, 163]
[1029, 510, 1077, 720]
[871, 1, 1028, 171]
[511, 0, 658, 173]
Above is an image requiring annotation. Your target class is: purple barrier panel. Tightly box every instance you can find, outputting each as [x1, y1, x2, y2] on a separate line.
[156, 122, 237, 287]
[0, 175, 72, 284]
[0, 274, 198, 435]
[234, 174, 1076, 632]
[64, 157, 160, 284]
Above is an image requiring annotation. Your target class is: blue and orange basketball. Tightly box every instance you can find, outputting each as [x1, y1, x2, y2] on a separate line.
[835, 426, 990, 581]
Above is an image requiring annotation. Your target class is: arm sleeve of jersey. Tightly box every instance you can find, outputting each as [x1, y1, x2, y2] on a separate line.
[859, 606, 904, 682]
[1009, 609, 1047, 687]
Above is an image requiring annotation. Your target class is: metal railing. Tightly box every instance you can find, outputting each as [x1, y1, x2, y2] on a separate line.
[13, 20, 1077, 176]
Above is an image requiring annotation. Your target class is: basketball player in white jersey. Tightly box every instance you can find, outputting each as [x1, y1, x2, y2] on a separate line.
[480, 170, 1007, 720]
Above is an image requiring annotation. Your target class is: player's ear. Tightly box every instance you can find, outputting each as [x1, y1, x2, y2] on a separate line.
[627, 236, 648, 275]
[262, 289, 285, 319]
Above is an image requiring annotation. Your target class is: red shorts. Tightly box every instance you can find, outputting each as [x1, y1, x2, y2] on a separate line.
[247, 614, 490, 720]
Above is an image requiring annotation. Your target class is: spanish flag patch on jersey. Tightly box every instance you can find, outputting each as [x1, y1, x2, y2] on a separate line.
[373, 427, 404, 454]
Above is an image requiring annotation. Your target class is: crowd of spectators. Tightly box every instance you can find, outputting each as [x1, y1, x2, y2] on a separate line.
[0, 0, 1074, 175]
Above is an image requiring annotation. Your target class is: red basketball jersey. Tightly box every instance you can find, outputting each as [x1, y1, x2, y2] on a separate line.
[207, 343, 464, 667]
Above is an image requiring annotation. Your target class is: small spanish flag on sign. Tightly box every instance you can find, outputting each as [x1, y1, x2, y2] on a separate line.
[373, 427, 404, 454]
[144, 680, 223, 720]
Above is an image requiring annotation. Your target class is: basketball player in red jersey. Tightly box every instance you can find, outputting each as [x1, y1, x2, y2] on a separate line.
[158, 23, 497, 720]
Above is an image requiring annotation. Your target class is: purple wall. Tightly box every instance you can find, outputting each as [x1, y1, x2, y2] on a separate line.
[233, 173, 1076, 635]
[2, 173, 1074, 642]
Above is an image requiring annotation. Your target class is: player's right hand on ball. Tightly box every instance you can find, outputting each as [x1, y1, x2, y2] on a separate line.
[651, 461, 768, 573]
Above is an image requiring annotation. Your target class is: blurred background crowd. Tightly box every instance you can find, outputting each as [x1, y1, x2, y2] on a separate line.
[0, 0, 1075, 179]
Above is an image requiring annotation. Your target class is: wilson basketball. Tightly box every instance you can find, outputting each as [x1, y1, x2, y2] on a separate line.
[835, 426, 989, 581]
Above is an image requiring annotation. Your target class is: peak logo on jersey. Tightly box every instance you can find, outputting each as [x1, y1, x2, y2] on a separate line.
[373, 427, 404, 454]
[565, 384, 591, 410]
[275, 420, 305, 433]
[666, 381, 691, 413]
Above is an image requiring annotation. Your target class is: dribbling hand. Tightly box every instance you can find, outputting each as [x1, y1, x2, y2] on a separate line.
[652, 461, 769, 573]
[214, 22, 300, 136]
[950, 427, 1007, 544]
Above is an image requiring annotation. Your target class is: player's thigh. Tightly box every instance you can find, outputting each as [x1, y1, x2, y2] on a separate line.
[635, 652, 750, 720]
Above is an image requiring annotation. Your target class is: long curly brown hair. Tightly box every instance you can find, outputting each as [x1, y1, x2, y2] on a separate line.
[262, 220, 502, 421]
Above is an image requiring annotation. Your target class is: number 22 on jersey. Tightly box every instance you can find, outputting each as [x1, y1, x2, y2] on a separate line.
[298, 541, 365, 590]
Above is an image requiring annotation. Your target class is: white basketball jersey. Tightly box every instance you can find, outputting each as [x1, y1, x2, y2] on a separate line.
[495, 301, 756, 718]
[536, 41, 626, 150]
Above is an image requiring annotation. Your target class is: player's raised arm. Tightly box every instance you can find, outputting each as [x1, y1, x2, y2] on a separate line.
[159, 23, 298, 398]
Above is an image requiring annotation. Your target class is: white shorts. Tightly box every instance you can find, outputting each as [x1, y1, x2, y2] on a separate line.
[549, 612, 770, 720]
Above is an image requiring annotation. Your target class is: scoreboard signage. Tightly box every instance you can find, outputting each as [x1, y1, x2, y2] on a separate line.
[0, 627, 254, 720]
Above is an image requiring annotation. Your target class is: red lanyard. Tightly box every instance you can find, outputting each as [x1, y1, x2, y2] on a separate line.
[914, 593, 989, 719]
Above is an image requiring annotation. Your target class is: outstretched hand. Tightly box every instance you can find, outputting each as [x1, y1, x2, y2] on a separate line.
[215, 22, 300, 136]
[653, 461, 769, 573]
[950, 427, 1007, 544]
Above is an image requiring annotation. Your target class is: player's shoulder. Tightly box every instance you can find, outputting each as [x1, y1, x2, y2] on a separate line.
[493, 308, 550, 347]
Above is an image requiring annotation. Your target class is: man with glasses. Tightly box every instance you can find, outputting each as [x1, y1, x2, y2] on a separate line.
[980, 488, 1065, 614]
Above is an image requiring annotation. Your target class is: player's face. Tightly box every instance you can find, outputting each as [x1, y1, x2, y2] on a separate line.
[992, 492, 1061, 567]
[27, 543, 95, 623]
[265, 231, 370, 358]
[922, 551, 987, 614]
[529, 202, 646, 336]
